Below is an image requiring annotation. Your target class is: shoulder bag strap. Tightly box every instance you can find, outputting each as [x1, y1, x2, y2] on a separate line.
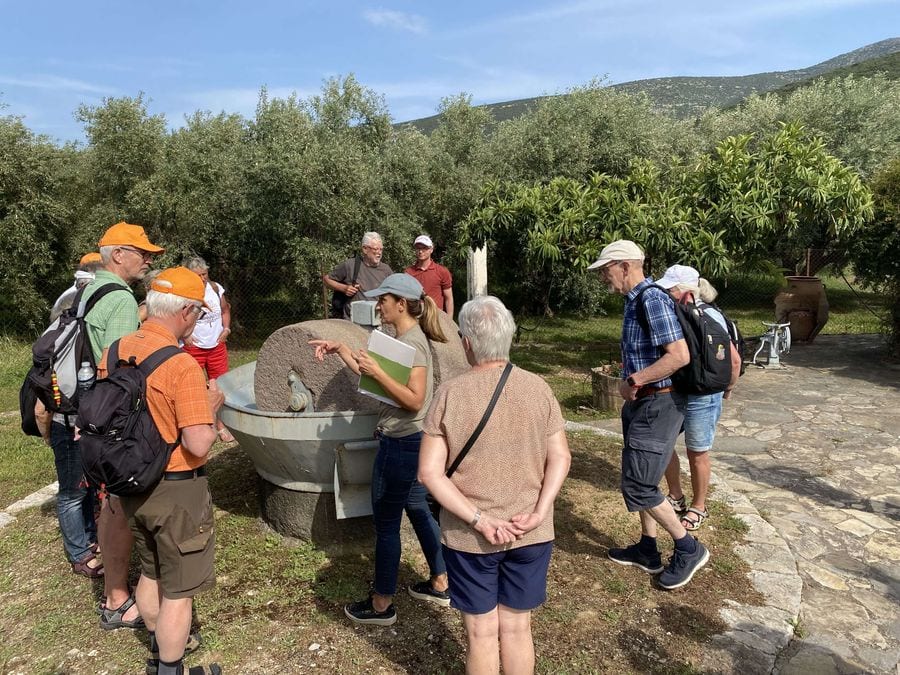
[445, 361, 513, 479]
[351, 256, 362, 285]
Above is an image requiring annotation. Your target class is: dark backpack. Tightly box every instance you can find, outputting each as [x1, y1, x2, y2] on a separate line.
[635, 284, 733, 395]
[329, 256, 362, 318]
[77, 340, 183, 495]
[20, 283, 126, 436]
[707, 301, 746, 376]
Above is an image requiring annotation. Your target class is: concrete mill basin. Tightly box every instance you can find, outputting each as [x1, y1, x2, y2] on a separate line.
[216, 361, 379, 550]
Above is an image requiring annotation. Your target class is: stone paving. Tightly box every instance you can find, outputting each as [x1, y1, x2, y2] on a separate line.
[714, 334, 900, 675]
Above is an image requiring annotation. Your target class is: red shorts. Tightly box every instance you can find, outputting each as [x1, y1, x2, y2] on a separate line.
[183, 342, 229, 380]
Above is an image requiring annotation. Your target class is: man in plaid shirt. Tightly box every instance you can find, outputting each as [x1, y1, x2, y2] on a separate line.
[589, 240, 711, 590]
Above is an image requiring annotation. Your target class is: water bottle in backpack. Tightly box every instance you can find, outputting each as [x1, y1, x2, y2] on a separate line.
[77, 361, 95, 393]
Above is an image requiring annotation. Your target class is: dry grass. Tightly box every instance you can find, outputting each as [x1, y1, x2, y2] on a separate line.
[0, 432, 761, 674]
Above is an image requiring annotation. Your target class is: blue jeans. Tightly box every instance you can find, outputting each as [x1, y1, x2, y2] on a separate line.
[50, 422, 97, 563]
[371, 432, 446, 596]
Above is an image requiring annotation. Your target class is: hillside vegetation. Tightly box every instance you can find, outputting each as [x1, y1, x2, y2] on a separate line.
[402, 37, 900, 132]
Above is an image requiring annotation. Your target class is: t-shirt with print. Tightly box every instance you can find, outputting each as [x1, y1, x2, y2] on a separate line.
[377, 323, 432, 438]
[191, 282, 225, 349]
[100, 321, 214, 472]
[328, 257, 393, 319]
[423, 365, 566, 554]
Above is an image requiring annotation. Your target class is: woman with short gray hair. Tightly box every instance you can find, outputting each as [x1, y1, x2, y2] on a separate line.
[419, 295, 571, 674]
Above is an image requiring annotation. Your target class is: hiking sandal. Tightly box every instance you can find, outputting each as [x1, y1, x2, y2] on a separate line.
[99, 594, 145, 630]
[681, 507, 709, 531]
[71, 551, 104, 579]
[666, 494, 687, 515]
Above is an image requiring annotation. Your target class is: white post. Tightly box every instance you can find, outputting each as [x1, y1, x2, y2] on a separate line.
[467, 246, 488, 300]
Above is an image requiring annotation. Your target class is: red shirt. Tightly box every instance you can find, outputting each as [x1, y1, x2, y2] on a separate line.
[405, 261, 452, 311]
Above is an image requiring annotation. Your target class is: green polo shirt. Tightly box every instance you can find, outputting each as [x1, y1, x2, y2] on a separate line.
[81, 270, 139, 363]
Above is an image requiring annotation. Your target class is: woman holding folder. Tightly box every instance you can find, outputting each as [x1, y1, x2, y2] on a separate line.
[309, 273, 449, 626]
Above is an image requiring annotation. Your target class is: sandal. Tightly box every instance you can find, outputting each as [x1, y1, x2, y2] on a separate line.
[145, 631, 203, 674]
[681, 507, 709, 531]
[100, 594, 145, 630]
[666, 494, 687, 515]
[72, 552, 105, 579]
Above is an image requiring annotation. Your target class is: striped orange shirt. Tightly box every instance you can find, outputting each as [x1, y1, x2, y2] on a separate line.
[100, 321, 214, 472]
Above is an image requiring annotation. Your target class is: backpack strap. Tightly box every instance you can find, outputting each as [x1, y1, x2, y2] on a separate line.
[137, 345, 185, 376]
[107, 339, 121, 375]
[75, 283, 129, 319]
[445, 362, 513, 479]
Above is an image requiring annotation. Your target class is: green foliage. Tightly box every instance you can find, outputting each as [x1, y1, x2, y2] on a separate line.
[689, 123, 874, 267]
[0, 116, 72, 332]
[462, 124, 872, 314]
[697, 74, 900, 176]
[482, 81, 700, 182]
[848, 157, 900, 353]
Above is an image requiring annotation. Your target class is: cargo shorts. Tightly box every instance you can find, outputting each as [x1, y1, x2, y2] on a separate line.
[620, 392, 686, 512]
[122, 476, 216, 599]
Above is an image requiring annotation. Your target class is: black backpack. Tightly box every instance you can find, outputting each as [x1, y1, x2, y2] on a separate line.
[707, 301, 746, 376]
[77, 340, 183, 495]
[20, 283, 126, 436]
[635, 284, 733, 395]
[329, 256, 362, 318]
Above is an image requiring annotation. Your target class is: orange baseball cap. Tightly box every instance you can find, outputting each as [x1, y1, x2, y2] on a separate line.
[97, 222, 164, 254]
[79, 252, 102, 265]
[150, 267, 209, 307]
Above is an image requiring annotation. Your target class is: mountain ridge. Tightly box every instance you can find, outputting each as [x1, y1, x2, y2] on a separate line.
[400, 37, 900, 133]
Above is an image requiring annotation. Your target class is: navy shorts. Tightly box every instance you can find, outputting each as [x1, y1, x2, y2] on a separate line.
[443, 541, 553, 615]
[620, 392, 685, 512]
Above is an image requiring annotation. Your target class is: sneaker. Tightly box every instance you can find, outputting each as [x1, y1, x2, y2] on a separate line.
[607, 542, 664, 574]
[658, 539, 710, 590]
[408, 581, 451, 607]
[344, 596, 397, 626]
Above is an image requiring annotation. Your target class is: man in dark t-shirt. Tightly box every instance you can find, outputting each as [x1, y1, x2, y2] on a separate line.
[323, 232, 393, 319]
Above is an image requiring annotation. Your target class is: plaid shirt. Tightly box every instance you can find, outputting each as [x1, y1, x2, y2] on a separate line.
[620, 278, 683, 388]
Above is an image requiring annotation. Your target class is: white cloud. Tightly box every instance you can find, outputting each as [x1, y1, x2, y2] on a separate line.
[0, 74, 117, 95]
[363, 9, 427, 35]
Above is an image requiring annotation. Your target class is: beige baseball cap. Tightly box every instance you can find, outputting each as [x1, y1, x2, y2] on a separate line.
[587, 240, 645, 270]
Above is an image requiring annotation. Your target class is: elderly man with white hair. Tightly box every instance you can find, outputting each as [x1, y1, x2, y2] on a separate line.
[419, 295, 571, 674]
[323, 231, 393, 319]
[657, 264, 741, 532]
[589, 239, 710, 591]
[106, 266, 224, 675]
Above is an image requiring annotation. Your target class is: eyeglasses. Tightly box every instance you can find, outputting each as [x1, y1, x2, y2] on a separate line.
[363, 245, 383, 254]
[118, 246, 153, 261]
[187, 304, 208, 320]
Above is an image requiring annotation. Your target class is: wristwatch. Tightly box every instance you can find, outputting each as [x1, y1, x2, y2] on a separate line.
[626, 375, 637, 387]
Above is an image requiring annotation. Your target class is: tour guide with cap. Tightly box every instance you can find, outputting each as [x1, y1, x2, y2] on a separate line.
[103, 266, 225, 675]
[309, 272, 450, 626]
[588, 239, 711, 590]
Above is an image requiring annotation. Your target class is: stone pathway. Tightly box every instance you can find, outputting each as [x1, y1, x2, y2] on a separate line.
[714, 335, 900, 674]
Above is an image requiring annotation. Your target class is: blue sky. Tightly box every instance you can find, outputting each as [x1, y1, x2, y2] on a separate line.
[1, 0, 898, 143]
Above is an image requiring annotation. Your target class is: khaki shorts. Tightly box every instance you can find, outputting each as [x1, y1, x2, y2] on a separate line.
[122, 476, 216, 599]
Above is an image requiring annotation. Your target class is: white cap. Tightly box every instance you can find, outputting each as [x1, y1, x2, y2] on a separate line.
[587, 239, 645, 270]
[414, 234, 434, 248]
[657, 264, 700, 289]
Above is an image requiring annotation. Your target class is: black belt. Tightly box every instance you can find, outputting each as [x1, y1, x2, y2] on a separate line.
[163, 466, 207, 481]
